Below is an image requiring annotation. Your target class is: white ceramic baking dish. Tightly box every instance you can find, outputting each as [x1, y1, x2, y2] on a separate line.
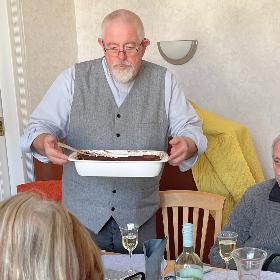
[68, 150, 169, 177]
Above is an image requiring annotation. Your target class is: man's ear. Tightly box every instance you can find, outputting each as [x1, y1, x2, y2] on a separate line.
[142, 38, 150, 48]
[98, 38, 103, 47]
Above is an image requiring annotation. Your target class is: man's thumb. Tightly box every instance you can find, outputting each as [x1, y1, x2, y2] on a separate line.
[169, 137, 179, 145]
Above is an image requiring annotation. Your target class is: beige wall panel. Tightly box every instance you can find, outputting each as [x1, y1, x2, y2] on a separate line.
[22, 0, 78, 111]
[74, 0, 280, 178]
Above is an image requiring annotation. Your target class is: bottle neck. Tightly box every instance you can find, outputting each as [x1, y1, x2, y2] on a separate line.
[182, 226, 193, 252]
[183, 245, 195, 253]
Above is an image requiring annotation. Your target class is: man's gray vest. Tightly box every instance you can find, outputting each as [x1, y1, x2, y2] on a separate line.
[63, 58, 168, 233]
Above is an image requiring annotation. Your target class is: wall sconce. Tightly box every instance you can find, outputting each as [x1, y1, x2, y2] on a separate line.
[157, 40, 198, 65]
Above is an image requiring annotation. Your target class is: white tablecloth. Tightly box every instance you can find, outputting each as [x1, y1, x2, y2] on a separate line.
[103, 254, 148, 279]
[102, 254, 146, 273]
[102, 254, 280, 280]
[204, 270, 280, 279]
[102, 254, 168, 279]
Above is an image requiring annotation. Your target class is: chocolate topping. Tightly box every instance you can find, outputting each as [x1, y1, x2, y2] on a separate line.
[76, 152, 161, 161]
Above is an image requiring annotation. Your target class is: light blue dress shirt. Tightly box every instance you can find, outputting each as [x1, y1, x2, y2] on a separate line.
[20, 58, 207, 171]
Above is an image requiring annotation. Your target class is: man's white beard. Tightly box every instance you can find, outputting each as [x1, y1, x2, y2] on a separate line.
[111, 61, 135, 83]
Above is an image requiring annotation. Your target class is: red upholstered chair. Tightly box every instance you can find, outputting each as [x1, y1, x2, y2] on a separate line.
[17, 180, 62, 202]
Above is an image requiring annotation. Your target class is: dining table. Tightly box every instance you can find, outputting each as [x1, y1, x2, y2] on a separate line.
[103, 254, 280, 279]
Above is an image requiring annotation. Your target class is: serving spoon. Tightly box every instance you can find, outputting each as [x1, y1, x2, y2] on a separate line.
[57, 142, 90, 156]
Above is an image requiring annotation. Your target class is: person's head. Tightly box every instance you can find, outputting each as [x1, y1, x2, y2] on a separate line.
[98, 9, 150, 83]
[0, 192, 104, 280]
[272, 134, 280, 185]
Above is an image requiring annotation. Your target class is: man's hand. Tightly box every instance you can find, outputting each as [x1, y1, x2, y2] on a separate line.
[32, 133, 69, 165]
[168, 136, 197, 166]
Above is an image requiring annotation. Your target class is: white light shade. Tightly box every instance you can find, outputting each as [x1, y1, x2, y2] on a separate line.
[157, 40, 198, 65]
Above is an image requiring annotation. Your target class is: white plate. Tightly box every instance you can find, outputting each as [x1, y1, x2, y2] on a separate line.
[68, 150, 169, 177]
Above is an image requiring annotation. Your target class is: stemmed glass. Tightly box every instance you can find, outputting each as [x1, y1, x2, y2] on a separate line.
[120, 223, 139, 275]
[217, 231, 238, 280]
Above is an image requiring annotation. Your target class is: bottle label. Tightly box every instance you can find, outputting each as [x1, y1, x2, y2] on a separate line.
[183, 238, 192, 248]
[176, 267, 203, 280]
[183, 231, 192, 247]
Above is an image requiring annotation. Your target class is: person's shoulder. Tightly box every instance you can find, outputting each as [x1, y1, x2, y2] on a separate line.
[75, 58, 103, 70]
[244, 179, 276, 197]
[142, 61, 177, 80]
[142, 60, 167, 71]
[52, 65, 75, 83]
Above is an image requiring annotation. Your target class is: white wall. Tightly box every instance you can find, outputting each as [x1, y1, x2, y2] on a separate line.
[74, 0, 280, 179]
[22, 0, 78, 111]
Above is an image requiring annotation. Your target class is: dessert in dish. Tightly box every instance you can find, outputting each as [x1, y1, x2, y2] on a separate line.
[76, 151, 161, 161]
[68, 150, 169, 177]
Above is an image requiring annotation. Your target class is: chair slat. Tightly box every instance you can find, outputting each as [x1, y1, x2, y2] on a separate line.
[199, 209, 209, 258]
[192, 207, 199, 250]
[183, 206, 189, 224]
[162, 206, 170, 260]
[172, 206, 179, 258]
[214, 209, 223, 238]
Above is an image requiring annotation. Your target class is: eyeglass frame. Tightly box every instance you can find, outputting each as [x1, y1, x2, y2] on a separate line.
[101, 39, 147, 57]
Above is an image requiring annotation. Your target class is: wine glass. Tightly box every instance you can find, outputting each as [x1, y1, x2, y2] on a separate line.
[217, 231, 238, 279]
[120, 223, 139, 275]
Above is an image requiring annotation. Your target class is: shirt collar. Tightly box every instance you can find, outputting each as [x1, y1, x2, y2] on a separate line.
[269, 181, 280, 203]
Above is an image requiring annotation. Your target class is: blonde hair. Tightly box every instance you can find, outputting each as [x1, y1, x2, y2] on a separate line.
[101, 9, 145, 40]
[0, 192, 104, 280]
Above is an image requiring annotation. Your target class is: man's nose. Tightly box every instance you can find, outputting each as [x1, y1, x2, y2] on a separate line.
[118, 50, 127, 59]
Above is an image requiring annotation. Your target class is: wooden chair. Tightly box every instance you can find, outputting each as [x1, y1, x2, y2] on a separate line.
[159, 190, 225, 260]
[17, 180, 62, 202]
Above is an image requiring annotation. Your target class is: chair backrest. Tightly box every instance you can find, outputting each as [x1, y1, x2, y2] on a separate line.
[17, 180, 62, 202]
[159, 190, 225, 260]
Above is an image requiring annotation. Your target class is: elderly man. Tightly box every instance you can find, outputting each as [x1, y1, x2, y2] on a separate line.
[209, 134, 280, 272]
[21, 9, 207, 252]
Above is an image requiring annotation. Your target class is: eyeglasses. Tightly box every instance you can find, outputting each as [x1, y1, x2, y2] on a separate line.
[102, 40, 144, 57]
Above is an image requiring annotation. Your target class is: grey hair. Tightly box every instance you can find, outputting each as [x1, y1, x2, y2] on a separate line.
[101, 9, 145, 41]
[272, 134, 280, 157]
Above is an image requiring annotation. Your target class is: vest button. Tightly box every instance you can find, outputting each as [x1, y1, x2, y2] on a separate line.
[112, 190, 116, 193]
[116, 133, 120, 137]
[111, 207, 115, 211]
[117, 114, 121, 118]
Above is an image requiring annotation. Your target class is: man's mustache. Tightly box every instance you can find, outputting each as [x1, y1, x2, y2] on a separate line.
[113, 61, 132, 67]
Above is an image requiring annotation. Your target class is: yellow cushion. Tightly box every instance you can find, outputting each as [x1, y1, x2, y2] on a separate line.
[191, 102, 264, 224]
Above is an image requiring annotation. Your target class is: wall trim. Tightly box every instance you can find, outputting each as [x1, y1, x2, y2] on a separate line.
[7, 0, 34, 183]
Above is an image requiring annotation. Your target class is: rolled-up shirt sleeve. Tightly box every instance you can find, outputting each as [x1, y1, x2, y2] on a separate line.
[165, 70, 207, 171]
[20, 66, 74, 162]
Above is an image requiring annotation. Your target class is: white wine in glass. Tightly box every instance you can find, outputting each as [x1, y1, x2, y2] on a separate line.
[122, 233, 138, 253]
[217, 231, 238, 280]
[120, 223, 139, 275]
[219, 239, 236, 262]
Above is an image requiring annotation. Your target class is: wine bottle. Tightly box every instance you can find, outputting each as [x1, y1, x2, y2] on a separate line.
[174, 223, 203, 280]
